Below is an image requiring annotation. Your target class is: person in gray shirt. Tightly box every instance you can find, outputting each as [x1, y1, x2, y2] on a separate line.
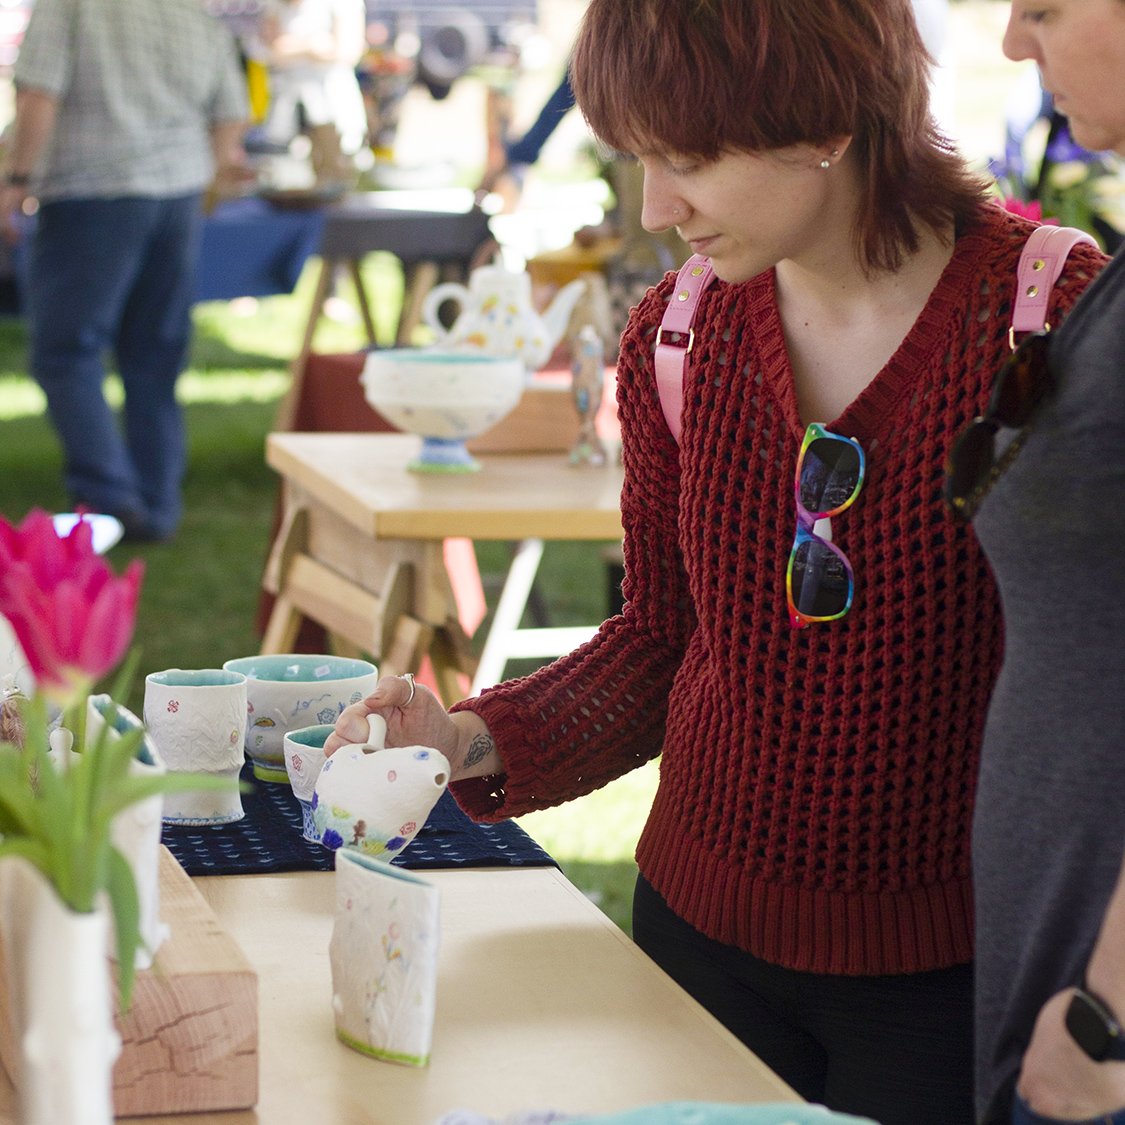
[0, 0, 251, 541]
[944, 1, 1125, 1121]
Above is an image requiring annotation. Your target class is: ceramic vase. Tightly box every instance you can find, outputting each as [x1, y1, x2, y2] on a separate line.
[86, 694, 169, 968]
[0, 856, 120, 1125]
[329, 849, 440, 1066]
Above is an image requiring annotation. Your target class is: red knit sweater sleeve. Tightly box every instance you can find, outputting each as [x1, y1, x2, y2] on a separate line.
[449, 278, 695, 820]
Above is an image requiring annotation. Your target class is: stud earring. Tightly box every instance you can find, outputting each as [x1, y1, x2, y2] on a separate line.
[819, 158, 831, 170]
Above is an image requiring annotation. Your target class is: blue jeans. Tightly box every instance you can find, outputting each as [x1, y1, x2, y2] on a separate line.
[1013, 1093, 1125, 1124]
[26, 194, 203, 537]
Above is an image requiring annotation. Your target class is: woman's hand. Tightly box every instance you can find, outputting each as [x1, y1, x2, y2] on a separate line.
[324, 674, 503, 781]
[1017, 989, 1125, 1118]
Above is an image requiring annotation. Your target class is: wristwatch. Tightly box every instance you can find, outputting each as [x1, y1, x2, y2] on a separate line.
[1065, 987, 1125, 1061]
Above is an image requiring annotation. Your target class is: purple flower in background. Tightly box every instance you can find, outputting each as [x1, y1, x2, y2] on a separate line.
[1044, 122, 1095, 166]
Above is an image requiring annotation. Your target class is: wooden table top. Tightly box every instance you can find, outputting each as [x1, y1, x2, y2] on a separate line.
[158, 866, 796, 1123]
[0, 865, 800, 1123]
[267, 432, 625, 542]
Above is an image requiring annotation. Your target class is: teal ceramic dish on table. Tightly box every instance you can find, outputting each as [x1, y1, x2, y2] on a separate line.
[222, 654, 378, 783]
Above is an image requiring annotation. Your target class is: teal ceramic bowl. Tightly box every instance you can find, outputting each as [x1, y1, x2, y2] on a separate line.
[222, 654, 378, 783]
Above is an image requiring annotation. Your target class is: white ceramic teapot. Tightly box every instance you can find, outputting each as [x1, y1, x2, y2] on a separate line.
[312, 715, 450, 859]
[421, 265, 586, 371]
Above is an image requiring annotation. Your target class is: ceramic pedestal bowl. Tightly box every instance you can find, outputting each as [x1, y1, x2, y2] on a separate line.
[362, 348, 525, 473]
[222, 654, 378, 783]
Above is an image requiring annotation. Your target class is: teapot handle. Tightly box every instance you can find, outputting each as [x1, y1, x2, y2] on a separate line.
[421, 281, 471, 340]
[363, 713, 387, 752]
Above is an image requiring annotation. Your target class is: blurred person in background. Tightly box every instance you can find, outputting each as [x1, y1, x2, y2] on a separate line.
[0, 0, 250, 543]
[256, 0, 368, 182]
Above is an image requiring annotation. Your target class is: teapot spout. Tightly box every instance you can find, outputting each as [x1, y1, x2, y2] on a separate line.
[536, 278, 588, 364]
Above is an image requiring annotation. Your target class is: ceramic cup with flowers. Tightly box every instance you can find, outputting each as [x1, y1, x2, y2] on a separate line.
[283, 722, 334, 841]
[222, 653, 378, 783]
[143, 668, 248, 824]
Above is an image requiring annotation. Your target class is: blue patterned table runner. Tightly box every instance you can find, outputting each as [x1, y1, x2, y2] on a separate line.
[161, 763, 556, 875]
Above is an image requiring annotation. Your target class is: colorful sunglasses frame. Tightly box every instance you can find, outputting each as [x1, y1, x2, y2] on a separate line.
[786, 423, 866, 629]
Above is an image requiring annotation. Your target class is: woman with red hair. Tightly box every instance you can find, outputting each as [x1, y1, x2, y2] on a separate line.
[328, 1, 1106, 1118]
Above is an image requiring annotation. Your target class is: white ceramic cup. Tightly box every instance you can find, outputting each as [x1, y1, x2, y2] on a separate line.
[142, 669, 248, 825]
[283, 723, 335, 842]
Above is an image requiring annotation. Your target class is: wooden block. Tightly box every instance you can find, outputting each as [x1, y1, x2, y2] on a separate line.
[113, 847, 259, 1116]
[467, 383, 579, 454]
[0, 848, 258, 1119]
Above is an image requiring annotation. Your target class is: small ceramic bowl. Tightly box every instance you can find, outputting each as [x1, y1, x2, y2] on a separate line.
[361, 348, 525, 472]
[283, 723, 335, 842]
[222, 654, 378, 783]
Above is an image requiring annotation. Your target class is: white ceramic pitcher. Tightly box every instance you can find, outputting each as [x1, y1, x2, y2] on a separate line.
[421, 265, 586, 371]
[312, 715, 449, 859]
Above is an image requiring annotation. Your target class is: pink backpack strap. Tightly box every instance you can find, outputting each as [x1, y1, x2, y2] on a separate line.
[654, 254, 717, 443]
[1011, 224, 1097, 343]
[653, 227, 1096, 443]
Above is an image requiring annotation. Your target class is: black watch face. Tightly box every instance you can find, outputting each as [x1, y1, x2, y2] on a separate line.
[1067, 990, 1121, 1061]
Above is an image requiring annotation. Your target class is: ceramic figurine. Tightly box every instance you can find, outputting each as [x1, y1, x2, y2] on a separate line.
[421, 265, 587, 372]
[569, 324, 608, 466]
[312, 715, 449, 859]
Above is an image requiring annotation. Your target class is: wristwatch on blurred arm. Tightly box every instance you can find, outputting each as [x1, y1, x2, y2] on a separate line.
[1066, 987, 1125, 1061]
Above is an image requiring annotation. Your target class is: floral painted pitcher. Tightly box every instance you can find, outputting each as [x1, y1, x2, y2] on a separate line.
[312, 715, 449, 859]
[421, 265, 586, 371]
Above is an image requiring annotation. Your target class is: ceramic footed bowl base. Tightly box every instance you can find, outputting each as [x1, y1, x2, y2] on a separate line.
[409, 436, 481, 474]
[297, 798, 320, 842]
[249, 760, 290, 784]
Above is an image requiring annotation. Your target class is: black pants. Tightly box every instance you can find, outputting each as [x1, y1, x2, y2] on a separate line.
[632, 875, 974, 1125]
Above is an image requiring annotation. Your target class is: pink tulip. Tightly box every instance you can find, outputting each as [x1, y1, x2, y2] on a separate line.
[0, 510, 143, 704]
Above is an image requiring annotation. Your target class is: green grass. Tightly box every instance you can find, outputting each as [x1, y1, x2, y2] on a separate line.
[0, 254, 653, 933]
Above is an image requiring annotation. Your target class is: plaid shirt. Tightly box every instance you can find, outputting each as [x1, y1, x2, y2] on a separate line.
[14, 0, 248, 200]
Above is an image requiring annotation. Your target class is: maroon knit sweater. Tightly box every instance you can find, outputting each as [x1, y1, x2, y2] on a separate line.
[450, 205, 1105, 975]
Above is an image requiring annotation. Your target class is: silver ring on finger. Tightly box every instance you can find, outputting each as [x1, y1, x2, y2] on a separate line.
[400, 672, 416, 707]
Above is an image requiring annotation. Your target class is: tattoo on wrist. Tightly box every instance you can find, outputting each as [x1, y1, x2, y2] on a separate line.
[464, 733, 493, 770]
